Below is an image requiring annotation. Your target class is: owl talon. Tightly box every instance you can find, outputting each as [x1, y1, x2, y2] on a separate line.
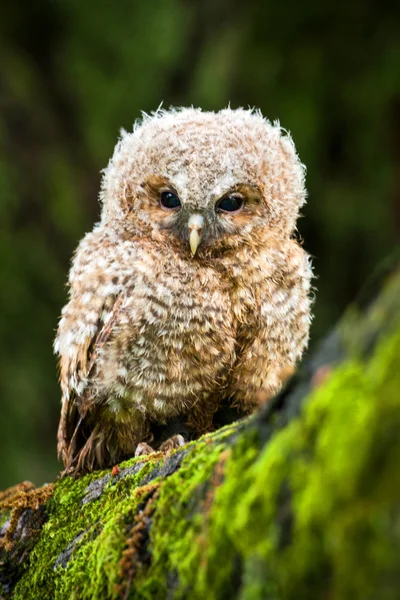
[135, 442, 155, 457]
[58, 466, 76, 479]
[159, 434, 186, 453]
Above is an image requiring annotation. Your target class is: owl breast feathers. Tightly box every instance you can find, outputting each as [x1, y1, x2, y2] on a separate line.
[55, 107, 313, 474]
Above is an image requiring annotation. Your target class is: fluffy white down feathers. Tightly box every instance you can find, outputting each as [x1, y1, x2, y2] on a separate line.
[55, 107, 313, 474]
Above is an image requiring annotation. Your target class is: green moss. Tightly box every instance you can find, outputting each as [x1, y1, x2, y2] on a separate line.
[11, 432, 237, 600]
[0, 509, 10, 530]
[12, 456, 160, 599]
[130, 435, 250, 600]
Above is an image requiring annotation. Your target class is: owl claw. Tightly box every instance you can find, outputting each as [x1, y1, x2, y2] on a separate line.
[135, 442, 155, 457]
[159, 434, 186, 453]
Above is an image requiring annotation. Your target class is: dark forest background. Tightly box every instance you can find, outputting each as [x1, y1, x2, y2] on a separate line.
[0, 0, 399, 488]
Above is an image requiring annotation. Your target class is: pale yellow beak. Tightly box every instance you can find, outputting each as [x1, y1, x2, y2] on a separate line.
[189, 229, 201, 256]
[188, 214, 204, 256]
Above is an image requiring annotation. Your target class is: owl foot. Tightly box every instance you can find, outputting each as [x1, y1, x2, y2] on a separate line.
[159, 434, 185, 453]
[135, 442, 155, 457]
[58, 466, 76, 479]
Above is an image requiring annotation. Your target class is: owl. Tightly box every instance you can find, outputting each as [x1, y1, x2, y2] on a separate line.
[54, 107, 312, 475]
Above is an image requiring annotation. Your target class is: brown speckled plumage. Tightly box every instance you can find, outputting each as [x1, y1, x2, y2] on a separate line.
[55, 107, 313, 474]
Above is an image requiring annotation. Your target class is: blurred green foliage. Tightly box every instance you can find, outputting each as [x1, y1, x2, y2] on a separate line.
[0, 0, 399, 488]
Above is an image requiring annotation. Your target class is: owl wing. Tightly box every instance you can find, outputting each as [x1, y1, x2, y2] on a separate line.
[54, 233, 127, 470]
[56, 292, 125, 472]
[57, 293, 122, 466]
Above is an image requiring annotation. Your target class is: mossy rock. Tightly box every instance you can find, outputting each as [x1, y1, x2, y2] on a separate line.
[1, 259, 400, 600]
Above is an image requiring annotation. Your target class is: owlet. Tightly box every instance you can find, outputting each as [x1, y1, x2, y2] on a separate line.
[55, 107, 313, 474]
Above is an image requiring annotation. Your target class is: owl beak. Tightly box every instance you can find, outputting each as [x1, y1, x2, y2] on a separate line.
[188, 214, 204, 256]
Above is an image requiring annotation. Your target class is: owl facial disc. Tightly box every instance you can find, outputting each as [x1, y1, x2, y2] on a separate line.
[188, 214, 204, 256]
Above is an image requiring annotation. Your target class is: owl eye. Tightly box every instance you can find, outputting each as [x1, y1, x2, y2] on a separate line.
[160, 191, 181, 210]
[216, 195, 244, 213]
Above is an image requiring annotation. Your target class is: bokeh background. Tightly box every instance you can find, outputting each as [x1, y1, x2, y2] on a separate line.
[1, 0, 399, 488]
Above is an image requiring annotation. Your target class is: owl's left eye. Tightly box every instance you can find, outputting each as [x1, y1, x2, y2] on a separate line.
[160, 191, 181, 210]
[215, 195, 244, 213]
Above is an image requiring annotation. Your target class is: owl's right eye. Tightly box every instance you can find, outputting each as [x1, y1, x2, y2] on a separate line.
[160, 191, 181, 210]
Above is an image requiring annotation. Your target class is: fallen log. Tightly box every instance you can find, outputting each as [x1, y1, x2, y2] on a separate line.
[1, 256, 400, 600]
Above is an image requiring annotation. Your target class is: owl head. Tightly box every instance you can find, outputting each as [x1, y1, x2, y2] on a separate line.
[100, 107, 306, 256]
